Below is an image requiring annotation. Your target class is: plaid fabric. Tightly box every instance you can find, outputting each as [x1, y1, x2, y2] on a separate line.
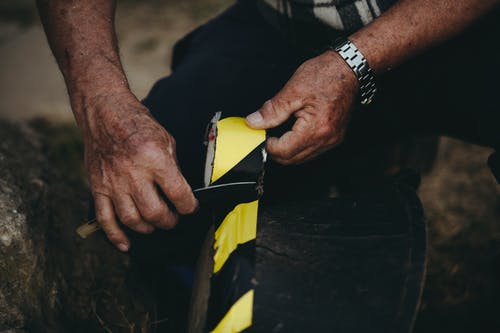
[262, 0, 397, 31]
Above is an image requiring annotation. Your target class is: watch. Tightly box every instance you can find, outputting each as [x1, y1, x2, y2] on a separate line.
[333, 38, 377, 105]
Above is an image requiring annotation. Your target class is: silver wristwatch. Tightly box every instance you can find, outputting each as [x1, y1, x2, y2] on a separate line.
[334, 38, 376, 105]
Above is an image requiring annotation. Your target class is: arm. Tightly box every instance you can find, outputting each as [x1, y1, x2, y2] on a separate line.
[37, 0, 198, 251]
[246, 0, 499, 164]
[351, 0, 498, 74]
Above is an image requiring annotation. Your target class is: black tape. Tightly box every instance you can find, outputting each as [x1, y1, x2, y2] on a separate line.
[206, 241, 256, 331]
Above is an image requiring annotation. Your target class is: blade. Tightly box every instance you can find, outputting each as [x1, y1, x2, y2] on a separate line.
[76, 182, 259, 239]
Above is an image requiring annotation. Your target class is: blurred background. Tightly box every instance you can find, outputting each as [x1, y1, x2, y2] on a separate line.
[0, 0, 499, 332]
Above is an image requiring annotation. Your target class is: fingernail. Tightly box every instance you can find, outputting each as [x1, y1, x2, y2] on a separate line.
[246, 111, 263, 126]
[118, 243, 129, 252]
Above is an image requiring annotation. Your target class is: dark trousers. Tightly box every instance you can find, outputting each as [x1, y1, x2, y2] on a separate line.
[96, 0, 499, 331]
[142, 0, 499, 198]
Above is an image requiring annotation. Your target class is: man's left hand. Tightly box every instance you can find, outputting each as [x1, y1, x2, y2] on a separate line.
[246, 51, 358, 165]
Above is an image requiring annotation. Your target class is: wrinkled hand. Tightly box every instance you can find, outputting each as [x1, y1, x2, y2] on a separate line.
[246, 51, 359, 165]
[83, 93, 198, 252]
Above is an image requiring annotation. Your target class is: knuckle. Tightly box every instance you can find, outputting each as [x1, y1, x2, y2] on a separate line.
[120, 213, 141, 226]
[280, 149, 296, 161]
[142, 206, 164, 222]
[136, 224, 155, 234]
[107, 233, 123, 244]
[164, 214, 179, 229]
[270, 98, 285, 115]
[154, 210, 178, 230]
[121, 217, 153, 233]
[141, 141, 171, 160]
[180, 202, 197, 215]
[167, 181, 189, 202]
[166, 191, 182, 204]
[261, 100, 274, 114]
[278, 158, 293, 166]
[96, 212, 112, 225]
[139, 142, 161, 159]
[272, 151, 293, 165]
[95, 211, 106, 222]
[263, 99, 280, 119]
[317, 124, 333, 138]
[123, 219, 140, 230]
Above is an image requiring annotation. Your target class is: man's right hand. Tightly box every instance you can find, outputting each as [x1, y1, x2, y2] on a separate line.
[83, 92, 198, 252]
[37, 0, 198, 251]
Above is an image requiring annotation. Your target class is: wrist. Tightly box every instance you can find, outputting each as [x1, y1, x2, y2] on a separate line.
[322, 50, 359, 89]
[65, 51, 130, 100]
[73, 89, 148, 142]
[64, 55, 136, 126]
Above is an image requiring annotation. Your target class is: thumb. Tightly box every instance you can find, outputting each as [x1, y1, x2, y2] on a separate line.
[246, 91, 303, 129]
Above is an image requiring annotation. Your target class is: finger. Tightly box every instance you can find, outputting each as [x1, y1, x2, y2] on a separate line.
[272, 143, 328, 165]
[246, 89, 304, 129]
[132, 180, 179, 230]
[266, 117, 314, 163]
[155, 166, 198, 215]
[113, 194, 155, 234]
[94, 193, 130, 252]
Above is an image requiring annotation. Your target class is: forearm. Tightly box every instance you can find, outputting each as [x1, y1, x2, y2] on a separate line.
[350, 0, 499, 74]
[36, 0, 131, 130]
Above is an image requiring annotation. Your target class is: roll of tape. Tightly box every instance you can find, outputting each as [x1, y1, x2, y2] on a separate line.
[77, 112, 267, 333]
[190, 112, 266, 333]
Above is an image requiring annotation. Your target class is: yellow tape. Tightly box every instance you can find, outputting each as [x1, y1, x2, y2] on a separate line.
[208, 116, 263, 332]
[213, 200, 258, 274]
[211, 117, 265, 184]
[210, 290, 254, 333]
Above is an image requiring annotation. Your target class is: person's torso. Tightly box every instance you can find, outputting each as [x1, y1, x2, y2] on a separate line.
[261, 0, 398, 32]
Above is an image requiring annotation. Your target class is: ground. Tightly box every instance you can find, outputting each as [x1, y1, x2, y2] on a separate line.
[0, 1, 499, 332]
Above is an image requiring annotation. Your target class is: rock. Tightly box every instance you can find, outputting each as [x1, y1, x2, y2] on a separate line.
[0, 122, 46, 329]
[0, 120, 156, 332]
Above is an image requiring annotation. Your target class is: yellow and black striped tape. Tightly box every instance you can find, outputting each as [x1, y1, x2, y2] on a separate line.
[203, 116, 266, 333]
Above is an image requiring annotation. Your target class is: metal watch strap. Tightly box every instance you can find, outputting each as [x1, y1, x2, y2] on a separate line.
[334, 39, 376, 105]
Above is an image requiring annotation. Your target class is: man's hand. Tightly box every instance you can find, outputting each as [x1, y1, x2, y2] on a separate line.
[245, 0, 498, 166]
[84, 93, 198, 251]
[37, 0, 199, 252]
[246, 51, 358, 165]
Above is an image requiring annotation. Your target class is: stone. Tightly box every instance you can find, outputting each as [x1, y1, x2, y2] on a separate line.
[0, 120, 157, 333]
